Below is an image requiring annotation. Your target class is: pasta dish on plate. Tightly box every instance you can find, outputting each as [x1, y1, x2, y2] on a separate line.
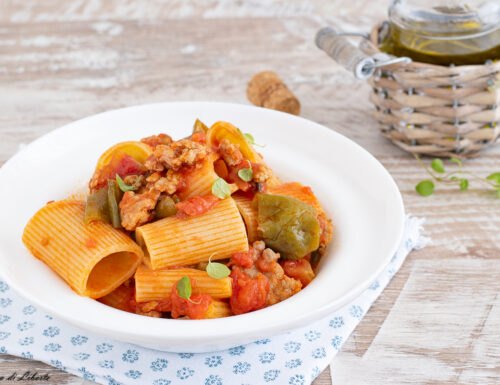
[22, 120, 333, 320]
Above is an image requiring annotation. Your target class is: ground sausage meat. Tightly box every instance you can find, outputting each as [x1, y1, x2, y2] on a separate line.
[252, 162, 272, 183]
[119, 189, 160, 231]
[266, 265, 302, 305]
[219, 138, 243, 166]
[145, 139, 208, 172]
[141, 133, 173, 148]
[318, 212, 333, 255]
[258, 248, 302, 305]
[152, 169, 181, 195]
[237, 244, 302, 307]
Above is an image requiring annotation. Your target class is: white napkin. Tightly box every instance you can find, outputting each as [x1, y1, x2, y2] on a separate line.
[0, 216, 427, 385]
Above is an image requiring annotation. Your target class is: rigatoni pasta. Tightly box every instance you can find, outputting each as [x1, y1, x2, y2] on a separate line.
[136, 197, 248, 269]
[135, 266, 232, 302]
[206, 300, 232, 319]
[22, 200, 142, 298]
[232, 193, 259, 243]
[22, 119, 333, 320]
[177, 154, 220, 200]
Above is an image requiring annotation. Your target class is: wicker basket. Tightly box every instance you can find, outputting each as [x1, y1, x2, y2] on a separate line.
[366, 25, 500, 158]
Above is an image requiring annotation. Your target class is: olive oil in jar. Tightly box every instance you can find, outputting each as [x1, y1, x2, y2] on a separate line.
[379, 0, 500, 66]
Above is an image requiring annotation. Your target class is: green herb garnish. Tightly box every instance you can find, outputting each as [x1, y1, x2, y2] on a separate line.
[206, 254, 230, 279]
[116, 174, 136, 192]
[243, 132, 265, 148]
[176, 276, 192, 299]
[212, 178, 231, 199]
[237, 168, 253, 182]
[415, 155, 500, 197]
[176, 276, 200, 304]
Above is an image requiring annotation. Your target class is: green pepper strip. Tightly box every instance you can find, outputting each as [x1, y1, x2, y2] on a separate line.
[84, 187, 110, 224]
[107, 179, 123, 228]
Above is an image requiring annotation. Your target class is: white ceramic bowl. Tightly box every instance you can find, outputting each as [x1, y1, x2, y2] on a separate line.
[0, 102, 404, 352]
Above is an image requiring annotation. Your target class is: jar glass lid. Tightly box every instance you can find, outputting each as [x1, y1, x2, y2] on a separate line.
[389, 0, 500, 37]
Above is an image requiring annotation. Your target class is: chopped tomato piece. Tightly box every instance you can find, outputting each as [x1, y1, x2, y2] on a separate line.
[175, 195, 220, 218]
[170, 278, 212, 319]
[90, 152, 146, 191]
[230, 267, 269, 315]
[190, 131, 206, 144]
[280, 258, 315, 287]
[231, 248, 258, 269]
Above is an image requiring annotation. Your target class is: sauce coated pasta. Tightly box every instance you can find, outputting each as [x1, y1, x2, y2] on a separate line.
[22, 120, 333, 319]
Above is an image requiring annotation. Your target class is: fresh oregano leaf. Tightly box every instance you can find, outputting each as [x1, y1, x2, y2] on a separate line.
[116, 174, 136, 192]
[450, 157, 462, 167]
[176, 276, 192, 300]
[206, 261, 231, 280]
[205, 253, 230, 280]
[486, 172, 500, 185]
[238, 168, 253, 182]
[460, 179, 469, 191]
[243, 133, 255, 145]
[431, 159, 445, 173]
[415, 180, 435, 196]
[212, 178, 231, 199]
[243, 132, 265, 147]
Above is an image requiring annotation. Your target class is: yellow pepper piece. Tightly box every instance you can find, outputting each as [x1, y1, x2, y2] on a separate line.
[206, 121, 262, 162]
[96, 141, 152, 169]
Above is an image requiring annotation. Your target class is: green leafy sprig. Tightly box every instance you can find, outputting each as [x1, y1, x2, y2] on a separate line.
[212, 177, 231, 199]
[243, 132, 265, 148]
[205, 254, 231, 279]
[176, 276, 201, 304]
[238, 167, 253, 182]
[415, 155, 500, 197]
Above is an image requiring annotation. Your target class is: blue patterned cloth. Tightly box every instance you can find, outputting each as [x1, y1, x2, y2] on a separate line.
[0, 216, 426, 385]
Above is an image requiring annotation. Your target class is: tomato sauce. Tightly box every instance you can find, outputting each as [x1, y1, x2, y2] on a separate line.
[280, 258, 315, 287]
[175, 195, 220, 218]
[230, 248, 257, 269]
[190, 131, 206, 144]
[93, 153, 146, 191]
[227, 159, 252, 191]
[170, 281, 212, 319]
[230, 267, 269, 315]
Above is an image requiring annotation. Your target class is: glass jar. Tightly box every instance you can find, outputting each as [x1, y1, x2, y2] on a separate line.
[380, 0, 500, 65]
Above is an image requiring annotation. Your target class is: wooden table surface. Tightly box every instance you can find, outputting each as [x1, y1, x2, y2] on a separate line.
[1, 1, 499, 384]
